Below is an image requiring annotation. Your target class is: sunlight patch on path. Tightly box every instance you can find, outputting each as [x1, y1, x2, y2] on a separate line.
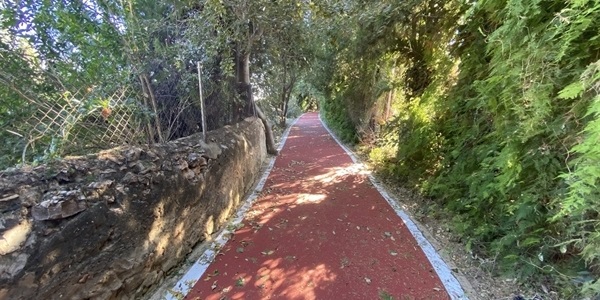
[318, 114, 468, 300]
[163, 118, 301, 300]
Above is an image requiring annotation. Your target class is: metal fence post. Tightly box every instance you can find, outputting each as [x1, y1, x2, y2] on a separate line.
[197, 62, 207, 142]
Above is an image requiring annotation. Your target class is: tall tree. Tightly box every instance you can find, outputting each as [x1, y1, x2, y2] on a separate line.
[195, 0, 311, 154]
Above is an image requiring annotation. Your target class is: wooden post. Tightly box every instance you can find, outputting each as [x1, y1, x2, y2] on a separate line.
[197, 62, 207, 142]
[139, 75, 157, 143]
[141, 74, 164, 143]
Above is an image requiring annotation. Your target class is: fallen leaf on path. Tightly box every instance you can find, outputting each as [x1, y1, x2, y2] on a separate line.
[236, 278, 245, 287]
[204, 270, 219, 281]
[261, 250, 275, 255]
[340, 257, 350, 269]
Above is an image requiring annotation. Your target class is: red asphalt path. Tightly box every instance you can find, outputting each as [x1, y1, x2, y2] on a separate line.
[183, 113, 457, 300]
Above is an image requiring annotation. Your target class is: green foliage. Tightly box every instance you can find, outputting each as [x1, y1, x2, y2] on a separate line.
[558, 60, 600, 293]
[426, 3, 600, 295]
[0, 0, 137, 167]
[0, 0, 313, 168]
[320, 90, 359, 143]
[311, 0, 600, 297]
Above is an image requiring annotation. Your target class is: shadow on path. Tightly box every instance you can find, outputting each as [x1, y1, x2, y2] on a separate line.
[184, 113, 452, 300]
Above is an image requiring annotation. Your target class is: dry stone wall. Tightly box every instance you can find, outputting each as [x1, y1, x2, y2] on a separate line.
[0, 117, 266, 300]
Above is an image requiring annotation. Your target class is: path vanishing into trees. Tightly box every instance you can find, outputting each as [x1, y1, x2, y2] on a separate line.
[169, 113, 467, 300]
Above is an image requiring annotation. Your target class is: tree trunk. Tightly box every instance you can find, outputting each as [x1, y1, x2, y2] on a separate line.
[280, 99, 288, 127]
[279, 64, 297, 127]
[255, 103, 279, 155]
[235, 47, 278, 155]
[280, 64, 287, 126]
[140, 74, 164, 143]
[235, 49, 252, 119]
[384, 89, 394, 121]
[280, 62, 290, 127]
[139, 75, 157, 143]
[384, 67, 396, 121]
[281, 80, 294, 127]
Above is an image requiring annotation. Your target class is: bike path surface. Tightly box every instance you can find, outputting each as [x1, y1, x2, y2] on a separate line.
[181, 113, 465, 300]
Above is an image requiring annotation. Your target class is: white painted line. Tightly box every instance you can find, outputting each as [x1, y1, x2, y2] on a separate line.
[318, 114, 468, 300]
[165, 117, 301, 299]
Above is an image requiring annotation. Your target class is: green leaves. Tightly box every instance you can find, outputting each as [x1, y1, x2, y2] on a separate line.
[558, 82, 584, 100]
[314, 0, 600, 297]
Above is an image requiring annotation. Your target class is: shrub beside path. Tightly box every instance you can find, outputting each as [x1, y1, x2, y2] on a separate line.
[179, 113, 466, 300]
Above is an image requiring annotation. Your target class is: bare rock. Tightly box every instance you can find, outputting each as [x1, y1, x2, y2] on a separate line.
[99, 150, 125, 165]
[0, 194, 19, 212]
[31, 194, 87, 221]
[122, 172, 138, 184]
[115, 184, 126, 195]
[187, 153, 207, 168]
[183, 169, 196, 181]
[199, 140, 222, 160]
[176, 159, 188, 171]
[0, 220, 31, 255]
[160, 161, 173, 172]
[0, 253, 28, 279]
[88, 180, 114, 193]
[124, 147, 142, 162]
[0, 214, 19, 231]
[133, 161, 157, 174]
[100, 169, 117, 175]
[144, 150, 159, 161]
[0, 194, 19, 202]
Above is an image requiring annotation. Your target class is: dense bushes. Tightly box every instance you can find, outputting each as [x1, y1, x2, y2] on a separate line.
[314, 0, 600, 296]
[1, 0, 310, 168]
